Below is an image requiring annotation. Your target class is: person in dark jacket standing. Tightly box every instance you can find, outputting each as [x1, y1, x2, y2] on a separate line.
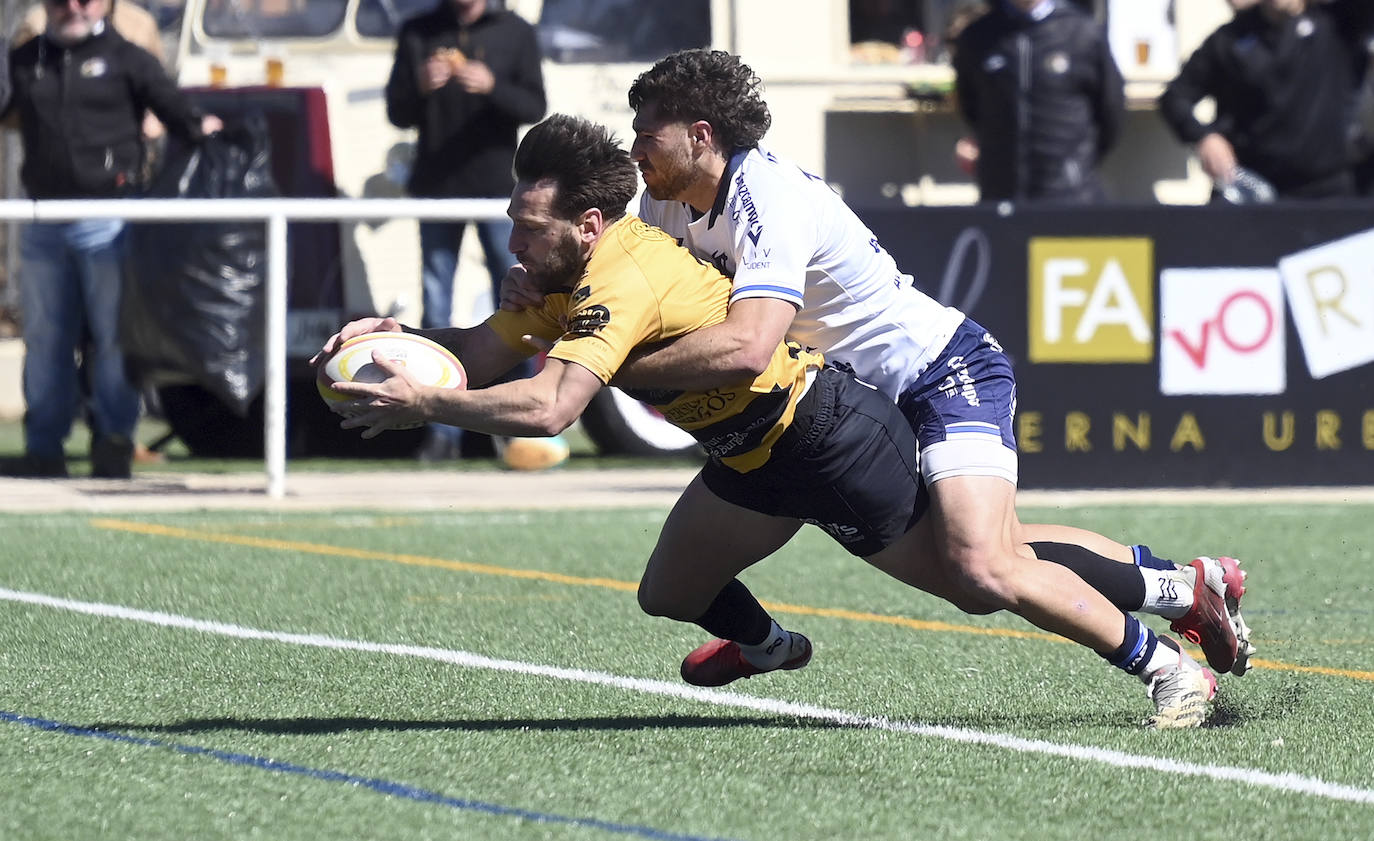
[953, 0, 1124, 203]
[1159, 0, 1374, 201]
[385, 0, 545, 333]
[1, 0, 218, 478]
[384, 0, 552, 463]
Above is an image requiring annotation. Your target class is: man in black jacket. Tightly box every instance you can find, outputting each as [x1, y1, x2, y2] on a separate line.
[1159, 0, 1374, 201]
[2, 0, 217, 478]
[953, 0, 1124, 203]
[384, 0, 550, 463]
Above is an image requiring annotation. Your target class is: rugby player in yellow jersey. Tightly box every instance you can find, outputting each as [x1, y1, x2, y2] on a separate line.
[315, 114, 928, 682]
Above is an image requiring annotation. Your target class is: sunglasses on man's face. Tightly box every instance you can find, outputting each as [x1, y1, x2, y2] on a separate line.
[45, 0, 100, 7]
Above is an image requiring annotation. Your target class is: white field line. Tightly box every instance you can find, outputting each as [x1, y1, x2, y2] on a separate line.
[3, 587, 1372, 807]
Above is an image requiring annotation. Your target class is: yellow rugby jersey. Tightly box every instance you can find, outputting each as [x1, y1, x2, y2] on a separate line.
[486, 215, 823, 472]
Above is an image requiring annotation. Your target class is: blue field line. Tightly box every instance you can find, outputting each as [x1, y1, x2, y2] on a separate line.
[1, 710, 738, 841]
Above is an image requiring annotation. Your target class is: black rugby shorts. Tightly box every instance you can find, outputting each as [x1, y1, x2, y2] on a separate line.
[702, 365, 927, 557]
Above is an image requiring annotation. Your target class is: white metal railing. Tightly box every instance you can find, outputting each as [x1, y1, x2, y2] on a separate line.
[0, 197, 510, 498]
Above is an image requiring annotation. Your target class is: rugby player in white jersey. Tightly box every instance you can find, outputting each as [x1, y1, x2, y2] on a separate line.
[504, 52, 1254, 726]
[340, 114, 1196, 728]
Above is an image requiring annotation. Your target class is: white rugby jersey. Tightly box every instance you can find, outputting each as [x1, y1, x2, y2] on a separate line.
[639, 146, 966, 400]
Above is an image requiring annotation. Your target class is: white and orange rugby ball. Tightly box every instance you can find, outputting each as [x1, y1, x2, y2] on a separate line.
[316, 331, 466, 428]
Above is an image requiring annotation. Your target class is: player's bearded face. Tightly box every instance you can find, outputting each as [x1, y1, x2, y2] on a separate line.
[641, 141, 696, 201]
[632, 114, 697, 202]
[509, 180, 588, 289]
[524, 226, 587, 289]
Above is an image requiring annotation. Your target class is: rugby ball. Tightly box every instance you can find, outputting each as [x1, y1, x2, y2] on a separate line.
[316, 331, 466, 428]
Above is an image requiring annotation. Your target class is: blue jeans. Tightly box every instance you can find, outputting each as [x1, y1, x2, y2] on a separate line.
[18, 220, 140, 460]
[419, 217, 533, 449]
[419, 217, 517, 327]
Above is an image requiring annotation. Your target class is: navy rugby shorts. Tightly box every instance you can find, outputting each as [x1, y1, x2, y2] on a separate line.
[897, 318, 1018, 486]
[701, 364, 927, 558]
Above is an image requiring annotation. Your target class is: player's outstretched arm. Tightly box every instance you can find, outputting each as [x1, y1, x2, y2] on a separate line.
[612, 297, 797, 391]
[337, 356, 602, 440]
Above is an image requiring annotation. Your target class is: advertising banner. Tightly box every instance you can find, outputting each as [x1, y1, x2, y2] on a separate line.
[864, 203, 1374, 488]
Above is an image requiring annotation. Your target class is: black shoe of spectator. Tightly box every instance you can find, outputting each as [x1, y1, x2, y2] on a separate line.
[90, 435, 134, 479]
[0, 454, 69, 478]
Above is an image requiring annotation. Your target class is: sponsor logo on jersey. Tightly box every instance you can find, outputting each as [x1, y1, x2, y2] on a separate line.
[571, 285, 591, 304]
[663, 388, 738, 424]
[730, 178, 765, 246]
[565, 304, 610, 337]
[1029, 237, 1154, 363]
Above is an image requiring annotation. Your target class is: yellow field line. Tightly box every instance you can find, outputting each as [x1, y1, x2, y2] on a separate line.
[90, 517, 1374, 683]
[89, 519, 638, 593]
[1249, 659, 1374, 681]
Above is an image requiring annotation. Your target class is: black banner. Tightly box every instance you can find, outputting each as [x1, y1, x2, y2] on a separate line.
[864, 203, 1374, 488]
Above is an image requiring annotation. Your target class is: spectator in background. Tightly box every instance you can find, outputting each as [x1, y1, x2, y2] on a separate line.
[1159, 0, 1374, 202]
[12, 0, 172, 466]
[1, 0, 220, 478]
[16, 0, 169, 146]
[385, 0, 564, 468]
[945, 1, 990, 177]
[953, 0, 1124, 203]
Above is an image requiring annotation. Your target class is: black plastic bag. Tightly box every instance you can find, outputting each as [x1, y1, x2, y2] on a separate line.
[121, 114, 277, 416]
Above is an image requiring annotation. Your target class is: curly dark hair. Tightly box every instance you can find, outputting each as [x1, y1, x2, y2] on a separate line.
[627, 49, 771, 153]
[513, 114, 638, 223]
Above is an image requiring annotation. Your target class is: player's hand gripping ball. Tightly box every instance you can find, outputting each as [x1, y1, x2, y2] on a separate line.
[316, 332, 466, 429]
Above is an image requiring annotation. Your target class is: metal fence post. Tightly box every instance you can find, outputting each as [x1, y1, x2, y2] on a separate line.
[265, 212, 289, 499]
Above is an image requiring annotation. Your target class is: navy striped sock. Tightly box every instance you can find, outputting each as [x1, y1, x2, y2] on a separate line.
[1133, 544, 1177, 571]
[1103, 615, 1159, 676]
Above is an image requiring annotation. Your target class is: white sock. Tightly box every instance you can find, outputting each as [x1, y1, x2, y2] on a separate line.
[1141, 566, 1193, 620]
[1139, 640, 1195, 685]
[738, 620, 792, 669]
